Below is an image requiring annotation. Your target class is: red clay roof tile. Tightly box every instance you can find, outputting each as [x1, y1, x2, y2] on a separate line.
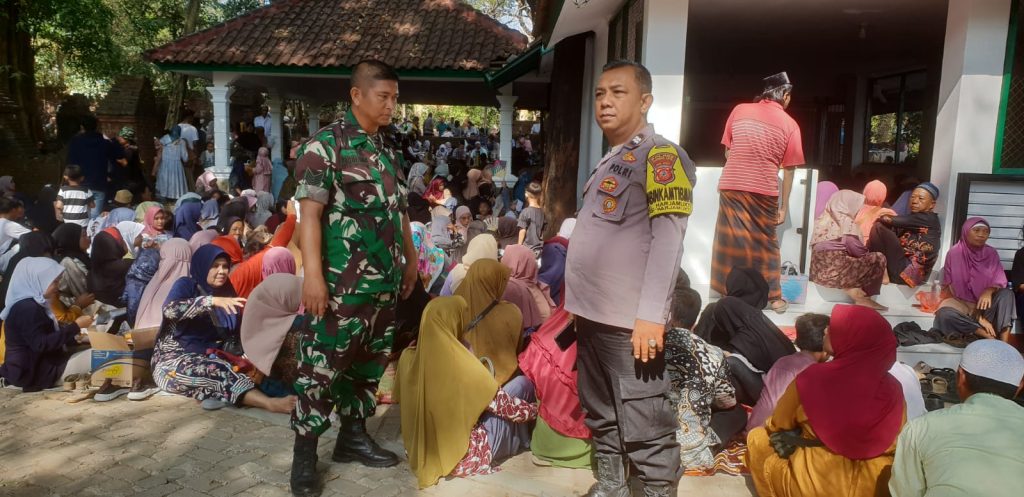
[145, 0, 527, 72]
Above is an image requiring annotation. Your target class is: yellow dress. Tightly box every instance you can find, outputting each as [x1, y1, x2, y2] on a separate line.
[746, 383, 903, 497]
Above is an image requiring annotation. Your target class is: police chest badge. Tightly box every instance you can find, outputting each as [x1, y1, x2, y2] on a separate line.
[645, 144, 693, 218]
[601, 196, 618, 213]
[599, 176, 618, 193]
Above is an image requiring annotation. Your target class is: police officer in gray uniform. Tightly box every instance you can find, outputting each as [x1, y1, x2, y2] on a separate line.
[565, 60, 696, 497]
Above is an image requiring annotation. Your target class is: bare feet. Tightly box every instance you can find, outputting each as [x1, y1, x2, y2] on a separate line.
[845, 288, 887, 311]
[267, 395, 298, 414]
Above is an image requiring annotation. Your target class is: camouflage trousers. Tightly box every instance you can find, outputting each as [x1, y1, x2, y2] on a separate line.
[290, 292, 396, 438]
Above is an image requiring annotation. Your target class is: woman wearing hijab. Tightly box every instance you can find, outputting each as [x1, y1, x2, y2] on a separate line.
[140, 206, 172, 248]
[240, 273, 304, 387]
[809, 190, 887, 310]
[746, 304, 905, 497]
[447, 205, 473, 263]
[152, 245, 295, 413]
[495, 217, 519, 250]
[397, 297, 537, 488]
[53, 223, 93, 308]
[101, 205, 135, 231]
[195, 169, 219, 196]
[25, 186, 59, 234]
[0, 258, 93, 391]
[694, 267, 797, 405]
[463, 168, 484, 201]
[134, 201, 161, 223]
[441, 234, 498, 296]
[854, 180, 896, 244]
[134, 239, 192, 330]
[189, 229, 218, 254]
[455, 260, 524, 385]
[935, 217, 1016, 342]
[538, 218, 575, 306]
[122, 246, 161, 327]
[813, 181, 839, 219]
[252, 147, 273, 194]
[198, 198, 220, 230]
[227, 210, 297, 298]
[219, 197, 252, 233]
[423, 177, 448, 207]
[173, 201, 203, 241]
[88, 228, 134, 306]
[156, 125, 190, 201]
[407, 162, 430, 196]
[173, 192, 202, 213]
[248, 191, 275, 228]
[0, 232, 56, 318]
[502, 244, 555, 322]
[114, 220, 144, 257]
[411, 222, 446, 293]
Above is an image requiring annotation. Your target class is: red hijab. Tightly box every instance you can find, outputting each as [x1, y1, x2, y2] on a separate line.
[795, 304, 903, 460]
[211, 235, 244, 264]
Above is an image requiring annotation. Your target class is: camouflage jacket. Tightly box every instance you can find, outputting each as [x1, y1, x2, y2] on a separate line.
[294, 110, 408, 296]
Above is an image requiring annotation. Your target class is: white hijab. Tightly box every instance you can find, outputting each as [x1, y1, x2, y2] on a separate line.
[0, 257, 64, 327]
[115, 221, 145, 256]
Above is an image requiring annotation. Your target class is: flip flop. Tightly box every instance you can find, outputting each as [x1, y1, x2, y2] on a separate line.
[913, 361, 933, 376]
[770, 300, 789, 314]
[65, 390, 96, 404]
[931, 377, 949, 395]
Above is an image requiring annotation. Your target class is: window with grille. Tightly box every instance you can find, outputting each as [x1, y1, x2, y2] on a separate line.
[608, 0, 644, 62]
[998, 2, 1024, 169]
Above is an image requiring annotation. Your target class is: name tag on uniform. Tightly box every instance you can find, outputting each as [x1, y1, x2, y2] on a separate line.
[645, 145, 693, 217]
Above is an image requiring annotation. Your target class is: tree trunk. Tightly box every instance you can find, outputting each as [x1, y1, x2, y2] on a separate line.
[164, 0, 202, 130]
[540, 33, 587, 239]
[2, 0, 42, 146]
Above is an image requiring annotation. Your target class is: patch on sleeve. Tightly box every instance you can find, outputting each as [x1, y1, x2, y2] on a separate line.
[645, 144, 693, 217]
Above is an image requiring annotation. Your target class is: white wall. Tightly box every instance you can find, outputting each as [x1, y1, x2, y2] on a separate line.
[683, 167, 817, 288]
[930, 0, 1012, 254]
[641, 0, 689, 145]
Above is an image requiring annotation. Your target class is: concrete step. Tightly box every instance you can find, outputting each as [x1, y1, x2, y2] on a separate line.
[692, 282, 958, 368]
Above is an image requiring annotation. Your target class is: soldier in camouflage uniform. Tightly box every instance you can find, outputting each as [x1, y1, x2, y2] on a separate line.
[290, 61, 419, 497]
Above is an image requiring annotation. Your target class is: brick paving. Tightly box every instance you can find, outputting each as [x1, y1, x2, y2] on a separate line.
[0, 389, 754, 497]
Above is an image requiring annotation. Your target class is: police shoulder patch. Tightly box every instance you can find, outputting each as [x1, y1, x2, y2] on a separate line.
[645, 144, 693, 218]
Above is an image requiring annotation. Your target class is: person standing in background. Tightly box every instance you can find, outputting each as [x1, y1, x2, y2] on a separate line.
[710, 72, 804, 313]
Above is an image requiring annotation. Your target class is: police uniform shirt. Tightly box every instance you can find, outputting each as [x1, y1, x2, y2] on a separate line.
[564, 124, 696, 329]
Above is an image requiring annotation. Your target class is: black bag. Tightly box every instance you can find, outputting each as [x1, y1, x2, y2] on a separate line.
[769, 429, 824, 459]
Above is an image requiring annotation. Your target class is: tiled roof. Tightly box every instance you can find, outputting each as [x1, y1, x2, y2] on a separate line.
[145, 0, 528, 73]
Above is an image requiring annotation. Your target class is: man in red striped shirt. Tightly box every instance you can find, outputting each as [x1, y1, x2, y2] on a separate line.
[710, 72, 805, 313]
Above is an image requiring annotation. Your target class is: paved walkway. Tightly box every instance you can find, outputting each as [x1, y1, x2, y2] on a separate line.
[0, 389, 755, 496]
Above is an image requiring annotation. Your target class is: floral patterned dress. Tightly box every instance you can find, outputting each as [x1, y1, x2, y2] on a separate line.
[450, 389, 538, 478]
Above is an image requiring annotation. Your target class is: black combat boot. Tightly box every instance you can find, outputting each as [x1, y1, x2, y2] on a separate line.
[640, 482, 677, 497]
[585, 453, 631, 497]
[290, 435, 320, 497]
[332, 416, 400, 467]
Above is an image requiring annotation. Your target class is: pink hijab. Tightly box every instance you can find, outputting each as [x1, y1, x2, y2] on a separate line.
[855, 180, 897, 241]
[240, 273, 302, 376]
[463, 169, 483, 199]
[502, 244, 555, 321]
[814, 181, 839, 219]
[261, 246, 296, 279]
[944, 217, 1007, 303]
[142, 206, 166, 236]
[189, 229, 218, 253]
[135, 238, 192, 329]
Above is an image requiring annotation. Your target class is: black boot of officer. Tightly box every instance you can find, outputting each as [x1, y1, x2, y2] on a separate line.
[586, 453, 631, 497]
[641, 482, 677, 497]
[290, 434, 320, 497]
[332, 416, 400, 467]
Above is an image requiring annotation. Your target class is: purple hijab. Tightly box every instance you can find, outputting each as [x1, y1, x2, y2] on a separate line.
[943, 217, 1006, 303]
[814, 181, 839, 219]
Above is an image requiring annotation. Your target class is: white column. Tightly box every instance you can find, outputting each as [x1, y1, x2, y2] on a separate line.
[496, 91, 518, 165]
[206, 78, 235, 176]
[930, 0, 1012, 253]
[307, 102, 321, 137]
[641, 0, 689, 144]
[581, 23, 609, 178]
[265, 92, 287, 199]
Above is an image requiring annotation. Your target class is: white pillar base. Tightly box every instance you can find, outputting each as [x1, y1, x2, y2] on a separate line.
[497, 92, 518, 166]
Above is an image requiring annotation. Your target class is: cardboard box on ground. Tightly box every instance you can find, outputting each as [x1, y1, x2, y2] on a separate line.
[88, 327, 159, 388]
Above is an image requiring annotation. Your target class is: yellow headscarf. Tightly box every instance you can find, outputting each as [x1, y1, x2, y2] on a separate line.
[455, 259, 524, 385]
[396, 296, 500, 488]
